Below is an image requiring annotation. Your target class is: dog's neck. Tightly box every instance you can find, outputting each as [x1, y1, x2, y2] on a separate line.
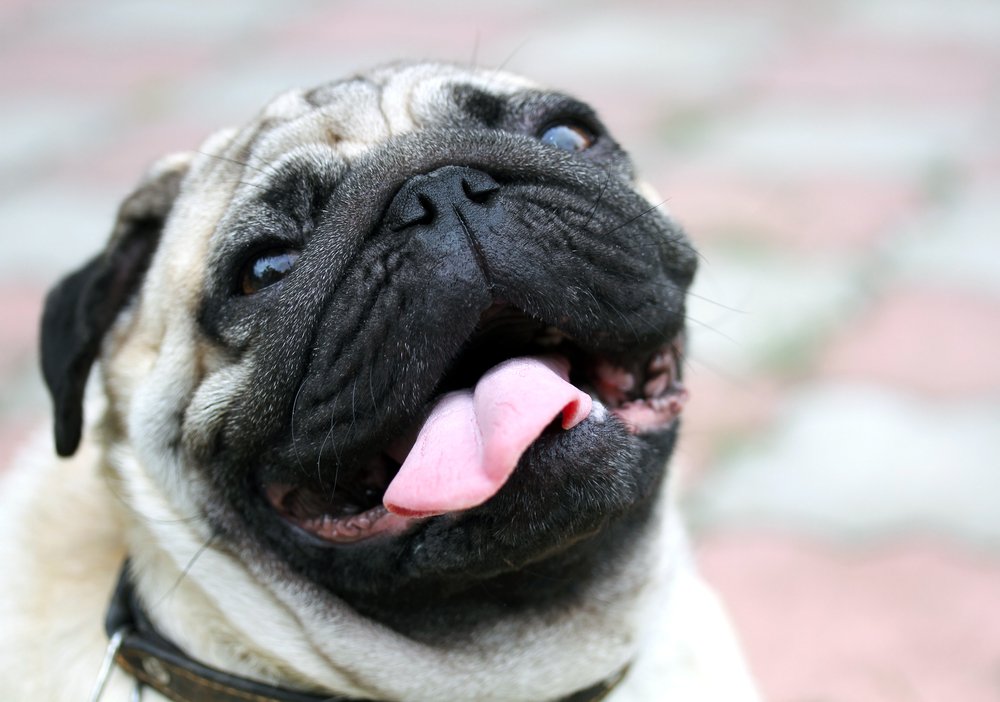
[102, 561, 631, 702]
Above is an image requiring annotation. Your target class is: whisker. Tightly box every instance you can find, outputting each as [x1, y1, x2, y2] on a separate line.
[100, 473, 202, 525]
[316, 412, 336, 494]
[598, 200, 665, 238]
[290, 382, 310, 481]
[469, 30, 481, 70]
[490, 37, 531, 79]
[149, 536, 216, 610]
[684, 290, 748, 315]
[195, 150, 278, 177]
[583, 169, 613, 229]
[682, 314, 743, 347]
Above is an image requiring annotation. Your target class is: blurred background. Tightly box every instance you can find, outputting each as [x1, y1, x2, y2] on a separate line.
[1, 1, 998, 699]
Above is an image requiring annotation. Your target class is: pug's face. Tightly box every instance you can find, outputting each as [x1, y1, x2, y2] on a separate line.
[45, 63, 696, 633]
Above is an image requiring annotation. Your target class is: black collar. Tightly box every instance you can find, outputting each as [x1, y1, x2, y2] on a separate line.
[103, 562, 629, 702]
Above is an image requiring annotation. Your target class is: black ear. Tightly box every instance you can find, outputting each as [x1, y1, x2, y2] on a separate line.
[40, 158, 190, 457]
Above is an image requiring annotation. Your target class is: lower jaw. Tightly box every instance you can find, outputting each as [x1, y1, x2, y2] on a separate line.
[266, 406, 683, 548]
[263, 341, 687, 547]
[298, 506, 415, 544]
[264, 485, 420, 545]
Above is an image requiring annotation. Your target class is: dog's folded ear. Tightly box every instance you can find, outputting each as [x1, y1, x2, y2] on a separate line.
[40, 154, 191, 457]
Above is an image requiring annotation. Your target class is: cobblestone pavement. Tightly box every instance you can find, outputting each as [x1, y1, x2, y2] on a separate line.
[2, 1, 998, 700]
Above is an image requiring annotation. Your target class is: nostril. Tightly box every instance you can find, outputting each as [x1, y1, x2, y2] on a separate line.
[414, 194, 436, 224]
[389, 190, 438, 231]
[461, 175, 499, 205]
[386, 166, 500, 232]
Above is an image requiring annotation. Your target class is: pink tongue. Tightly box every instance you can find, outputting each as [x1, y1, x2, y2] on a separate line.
[383, 356, 592, 517]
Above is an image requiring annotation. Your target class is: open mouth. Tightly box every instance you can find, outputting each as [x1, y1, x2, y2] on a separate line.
[264, 304, 687, 545]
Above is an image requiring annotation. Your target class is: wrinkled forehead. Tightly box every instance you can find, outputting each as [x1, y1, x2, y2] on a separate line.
[226, 63, 539, 169]
[154, 64, 549, 302]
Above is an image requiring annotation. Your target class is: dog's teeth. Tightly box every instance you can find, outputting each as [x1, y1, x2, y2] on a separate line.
[595, 360, 635, 392]
[332, 520, 362, 538]
[643, 373, 669, 399]
[649, 350, 672, 374]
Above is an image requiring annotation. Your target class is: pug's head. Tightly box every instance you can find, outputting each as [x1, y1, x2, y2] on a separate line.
[41, 62, 696, 634]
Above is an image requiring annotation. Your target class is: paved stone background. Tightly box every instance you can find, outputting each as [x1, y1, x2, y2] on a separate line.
[1, 1, 998, 700]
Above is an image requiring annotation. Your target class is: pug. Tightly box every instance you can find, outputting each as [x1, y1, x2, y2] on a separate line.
[0, 62, 758, 701]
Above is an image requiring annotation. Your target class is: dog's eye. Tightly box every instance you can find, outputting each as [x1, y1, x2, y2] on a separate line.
[539, 123, 595, 152]
[239, 249, 300, 295]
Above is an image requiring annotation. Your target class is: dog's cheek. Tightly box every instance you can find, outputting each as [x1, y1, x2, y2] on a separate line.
[105, 311, 210, 462]
[181, 361, 253, 460]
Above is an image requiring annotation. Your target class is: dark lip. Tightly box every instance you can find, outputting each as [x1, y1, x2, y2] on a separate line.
[264, 483, 420, 544]
[259, 309, 687, 547]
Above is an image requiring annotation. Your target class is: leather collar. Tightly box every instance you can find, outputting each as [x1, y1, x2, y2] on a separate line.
[103, 562, 629, 702]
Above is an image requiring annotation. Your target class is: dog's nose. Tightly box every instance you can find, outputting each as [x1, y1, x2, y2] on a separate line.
[386, 165, 500, 232]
